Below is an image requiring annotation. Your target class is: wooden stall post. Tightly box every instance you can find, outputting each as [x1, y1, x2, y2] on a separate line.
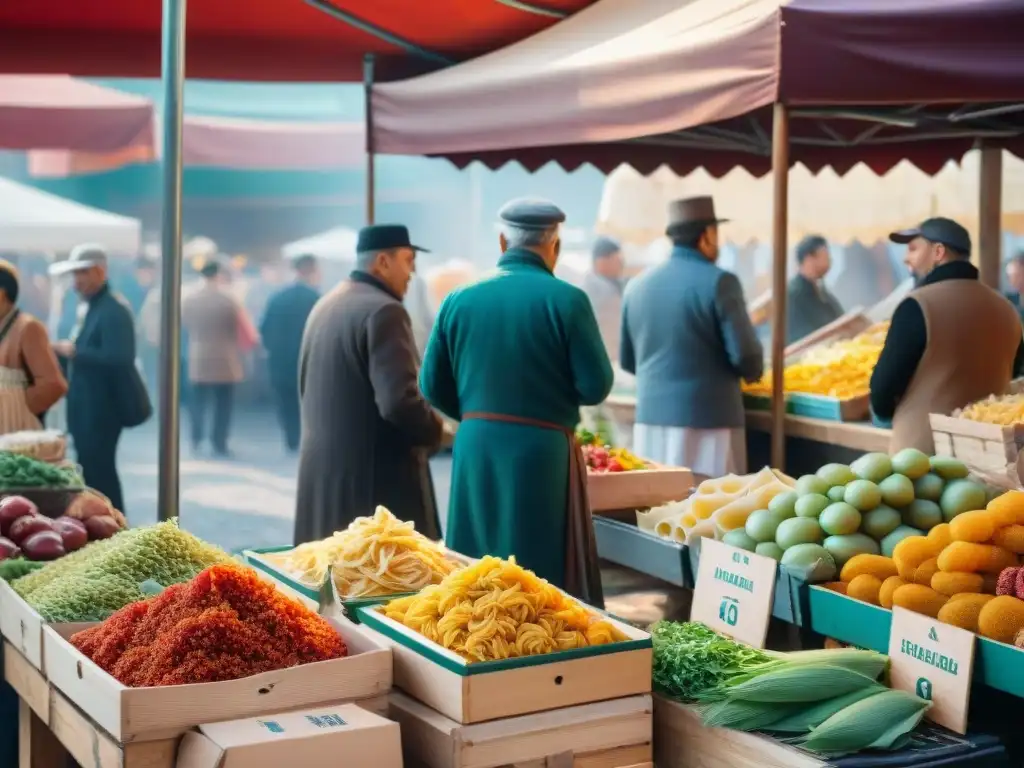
[978, 143, 1003, 289]
[769, 103, 790, 470]
[364, 53, 377, 225]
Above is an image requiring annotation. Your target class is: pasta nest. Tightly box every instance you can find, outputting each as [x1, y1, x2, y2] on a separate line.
[382, 556, 627, 662]
[268, 506, 458, 597]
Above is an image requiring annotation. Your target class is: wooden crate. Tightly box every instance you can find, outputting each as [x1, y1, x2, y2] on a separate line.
[0, 579, 46, 673]
[588, 465, 694, 512]
[653, 695, 823, 768]
[356, 606, 652, 725]
[41, 615, 392, 743]
[929, 413, 1024, 489]
[5, 642, 392, 768]
[390, 691, 652, 768]
[783, 309, 872, 360]
[787, 392, 870, 422]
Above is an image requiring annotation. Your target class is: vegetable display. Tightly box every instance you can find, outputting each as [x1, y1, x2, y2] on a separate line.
[13, 519, 233, 622]
[71, 563, 347, 686]
[0, 451, 81, 489]
[821, 487, 1024, 642]
[742, 322, 889, 400]
[0, 558, 44, 581]
[381, 556, 626, 662]
[662, 450, 987, 583]
[638, 466, 796, 546]
[652, 621, 930, 756]
[0, 493, 125, 562]
[956, 391, 1024, 425]
[264, 506, 458, 598]
[577, 430, 646, 472]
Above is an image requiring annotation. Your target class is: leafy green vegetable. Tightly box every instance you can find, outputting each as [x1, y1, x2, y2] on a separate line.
[0, 558, 45, 581]
[0, 452, 81, 489]
[651, 621, 773, 701]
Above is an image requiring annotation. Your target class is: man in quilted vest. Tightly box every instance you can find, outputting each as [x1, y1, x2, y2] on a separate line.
[870, 218, 1024, 453]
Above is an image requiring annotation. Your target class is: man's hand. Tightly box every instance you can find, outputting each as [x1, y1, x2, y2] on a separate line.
[53, 340, 75, 358]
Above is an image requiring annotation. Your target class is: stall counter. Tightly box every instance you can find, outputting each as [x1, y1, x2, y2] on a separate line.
[601, 394, 892, 475]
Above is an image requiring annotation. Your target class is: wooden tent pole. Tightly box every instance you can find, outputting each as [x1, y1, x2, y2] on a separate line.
[978, 143, 1002, 289]
[769, 103, 790, 471]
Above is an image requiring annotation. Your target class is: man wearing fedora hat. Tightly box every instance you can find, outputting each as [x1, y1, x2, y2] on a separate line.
[420, 198, 613, 605]
[294, 224, 443, 545]
[620, 196, 763, 477]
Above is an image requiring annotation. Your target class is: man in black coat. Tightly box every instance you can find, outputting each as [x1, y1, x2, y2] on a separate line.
[260, 254, 321, 453]
[294, 225, 443, 545]
[53, 246, 137, 513]
[786, 234, 844, 343]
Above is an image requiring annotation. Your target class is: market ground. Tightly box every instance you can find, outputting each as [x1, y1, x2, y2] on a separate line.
[114, 407, 683, 624]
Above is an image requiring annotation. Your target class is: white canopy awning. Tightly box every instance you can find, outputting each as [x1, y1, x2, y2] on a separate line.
[281, 227, 358, 263]
[0, 176, 140, 253]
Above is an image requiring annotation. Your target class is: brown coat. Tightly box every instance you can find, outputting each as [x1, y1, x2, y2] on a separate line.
[0, 310, 67, 418]
[181, 284, 245, 384]
[891, 280, 1022, 453]
[293, 274, 443, 545]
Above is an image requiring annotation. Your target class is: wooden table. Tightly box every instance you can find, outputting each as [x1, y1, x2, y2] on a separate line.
[5, 642, 177, 768]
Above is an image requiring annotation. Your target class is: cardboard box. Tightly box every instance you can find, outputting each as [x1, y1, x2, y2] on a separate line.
[177, 703, 402, 768]
[43, 615, 392, 742]
[356, 605, 652, 724]
[390, 691, 652, 768]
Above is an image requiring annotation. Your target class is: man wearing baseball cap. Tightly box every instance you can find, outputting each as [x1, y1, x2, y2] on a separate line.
[870, 217, 1024, 452]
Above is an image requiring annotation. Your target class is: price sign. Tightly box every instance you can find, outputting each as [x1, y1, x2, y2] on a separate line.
[888, 607, 975, 735]
[691, 538, 778, 648]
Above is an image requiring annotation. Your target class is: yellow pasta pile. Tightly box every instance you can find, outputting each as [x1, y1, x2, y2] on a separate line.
[382, 556, 627, 662]
[265, 506, 457, 597]
[957, 392, 1024, 426]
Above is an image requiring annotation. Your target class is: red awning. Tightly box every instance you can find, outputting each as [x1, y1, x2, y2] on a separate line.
[0, 0, 598, 82]
[0, 75, 155, 154]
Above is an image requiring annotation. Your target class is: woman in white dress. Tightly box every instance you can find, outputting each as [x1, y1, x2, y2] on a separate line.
[0, 262, 67, 434]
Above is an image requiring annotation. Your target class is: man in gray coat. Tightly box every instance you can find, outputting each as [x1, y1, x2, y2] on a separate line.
[294, 224, 443, 545]
[620, 196, 763, 477]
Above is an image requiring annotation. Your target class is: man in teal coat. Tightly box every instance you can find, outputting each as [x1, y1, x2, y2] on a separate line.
[420, 199, 614, 603]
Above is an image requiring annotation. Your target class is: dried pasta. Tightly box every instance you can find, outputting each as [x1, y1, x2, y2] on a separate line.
[382, 556, 627, 662]
[266, 506, 457, 597]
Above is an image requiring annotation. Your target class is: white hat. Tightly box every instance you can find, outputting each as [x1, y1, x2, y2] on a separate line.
[49, 243, 109, 276]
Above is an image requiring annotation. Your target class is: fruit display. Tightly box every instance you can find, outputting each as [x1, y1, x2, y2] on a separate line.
[956, 391, 1024, 426]
[0, 451, 81, 489]
[12, 519, 233, 622]
[743, 322, 889, 400]
[824, 488, 1024, 643]
[577, 429, 647, 472]
[0, 493, 125, 562]
[71, 563, 347, 686]
[652, 621, 930, 756]
[263, 506, 459, 598]
[703, 450, 992, 582]
[638, 466, 796, 546]
[380, 556, 627, 662]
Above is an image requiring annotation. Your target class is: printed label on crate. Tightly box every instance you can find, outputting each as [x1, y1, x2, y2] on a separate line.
[888, 607, 975, 735]
[691, 538, 777, 648]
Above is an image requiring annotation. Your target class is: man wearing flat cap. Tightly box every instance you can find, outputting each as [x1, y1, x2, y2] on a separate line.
[52, 245, 143, 513]
[294, 224, 443, 545]
[581, 236, 625, 362]
[871, 217, 1024, 452]
[420, 198, 613, 604]
[620, 196, 763, 477]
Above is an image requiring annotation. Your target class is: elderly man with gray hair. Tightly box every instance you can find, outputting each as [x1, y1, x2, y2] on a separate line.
[420, 198, 613, 605]
[294, 224, 443, 546]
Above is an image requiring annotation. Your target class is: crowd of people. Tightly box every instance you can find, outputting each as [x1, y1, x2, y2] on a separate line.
[1, 193, 1022, 602]
[289, 195, 1024, 602]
